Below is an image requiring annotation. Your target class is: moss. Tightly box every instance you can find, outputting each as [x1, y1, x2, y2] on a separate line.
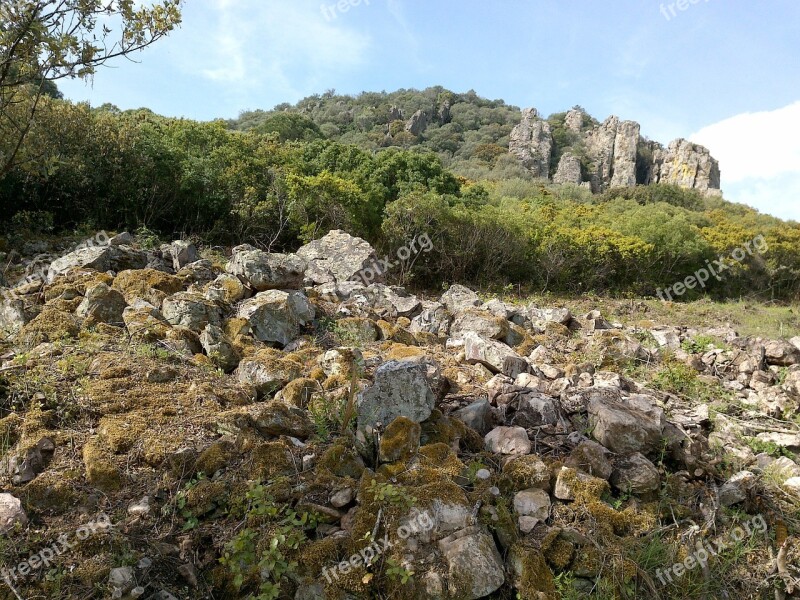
[250, 440, 295, 480]
[543, 537, 575, 571]
[83, 439, 123, 491]
[113, 268, 184, 305]
[309, 367, 327, 382]
[0, 413, 22, 448]
[45, 271, 114, 301]
[298, 536, 345, 574]
[319, 442, 365, 479]
[19, 470, 82, 513]
[382, 342, 426, 361]
[280, 377, 318, 408]
[98, 413, 148, 453]
[335, 317, 379, 344]
[379, 416, 421, 463]
[19, 305, 80, 343]
[420, 409, 465, 447]
[501, 455, 552, 493]
[185, 479, 228, 515]
[508, 542, 556, 599]
[418, 443, 466, 478]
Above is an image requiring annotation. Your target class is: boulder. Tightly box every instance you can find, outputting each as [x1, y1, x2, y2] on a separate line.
[296, 230, 383, 286]
[484, 426, 531, 456]
[254, 401, 313, 439]
[225, 248, 306, 291]
[441, 284, 481, 314]
[199, 324, 240, 372]
[161, 240, 198, 271]
[564, 440, 614, 480]
[437, 526, 505, 600]
[162, 292, 222, 332]
[462, 331, 522, 373]
[47, 244, 147, 282]
[553, 152, 583, 185]
[76, 282, 127, 326]
[718, 471, 756, 506]
[0, 296, 26, 337]
[236, 350, 302, 397]
[452, 399, 493, 435]
[514, 488, 551, 524]
[763, 340, 800, 366]
[237, 290, 314, 347]
[356, 361, 436, 433]
[509, 108, 552, 179]
[610, 453, 660, 495]
[410, 301, 452, 338]
[451, 309, 508, 340]
[588, 393, 665, 454]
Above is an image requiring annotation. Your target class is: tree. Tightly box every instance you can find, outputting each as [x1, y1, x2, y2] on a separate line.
[0, 0, 182, 176]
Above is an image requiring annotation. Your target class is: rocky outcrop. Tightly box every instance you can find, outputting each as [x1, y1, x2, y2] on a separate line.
[509, 108, 552, 179]
[553, 152, 582, 185]
[647, 138, 722, 195]
[509, 108, 722, 195]
[405, 109, 429, 136]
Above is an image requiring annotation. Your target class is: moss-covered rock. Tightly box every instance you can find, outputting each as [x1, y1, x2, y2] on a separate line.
[379, 416, 421, 463]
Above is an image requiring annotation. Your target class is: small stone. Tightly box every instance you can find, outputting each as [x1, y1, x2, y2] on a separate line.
[128, 496, 151, 516]
[0, 493, 27, 533]
[518, 516, 540, 534]
[475, 469, 492, 481]
[330, 488, 354, 508]
[484, 426, 531, 455]
[718, 471, 756, 506]
[513, 488, 551, 521]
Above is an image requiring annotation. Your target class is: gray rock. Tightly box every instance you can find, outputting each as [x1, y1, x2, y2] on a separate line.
[1, 438, 55, 485]
[205, 273, 248, 304]
[47, 245, 147, 282]
[610, 453, 660, 495]
[554, 466, 606, 501]
[0, 493, 27, 533]
[513, 488, 551, 521]
[77, 282, 127, 326]
[509, 390, 561, 429]
[356, 361, 436, 433]
[254, 402, 313, 439]
[109, 232, 134, 246]
[410, 301, 452, 338]
[176, 259, 217, 284]
[297, 230, 383, 286]
[437, 526, 505, 600]
[462, 331, 522, 373]
[162, 292, 222, 332]
[161, 240, 198, 271]
[441, 284, 481, 314]
[199, 324, 239, 372]
[484, 426, 531, 455]
[0, 296, 26, 337]
[405, 109, 429, 136]
[509, 108, 552, 179]
[553, 152, 583, 185]
[718, 471, 756, 506]
[452, 399, 493, 435]
[651, 327, 681, 349]
[583, 116, 639, 192]
[236, 353, 301, 397]
[564, 440, 614, 480]
[588, 393, 665, 454]
[237, 290, 314, 347]
[527, 306, 572, 326]
[647, 138, 721, 195]
[451, 310, 507, 340]
[108, 566, 136, 598]
[225, 249, 306, 291]
[764, 340, 800, 366]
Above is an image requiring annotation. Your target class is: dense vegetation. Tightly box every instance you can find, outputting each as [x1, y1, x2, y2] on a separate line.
[1, 89, 799, 300]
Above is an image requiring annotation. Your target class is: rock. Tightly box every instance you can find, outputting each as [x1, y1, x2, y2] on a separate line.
[379, 416, 422, 463]
[648, 138, 721, 195]
[527, 306, 572, 326]
[109, 232, 134, 246]
[108, 566, 136, 598]
[764, 456, 800, 482]
[583, 116, 639, 192]
[359, 284, 421, 318]
[162, 292, 222, 332]
[77, 282, 127, 326]
[255, 401, 313, 439]
[122, 301, 171, 342]
[565, 108, 584, 133]
[199, 324, 239, 372]
[451, 309, 507, 340]
[1, 437, 55, 485]
[205, 274, 247, 304]
[651, 327, 681, 349]
[564, 440, 614, 480]
[330, 488, 353, 509]
[405, 109, 429, 136]
[588, 393, 664, 455]
[297, 230, 383, 286]
[437, 526, 505, 600]
[410, 301, 452, 338]
[610, 453, 660, 495]
[518, 516, 540, 534]
[0, 296, 27, 337]
[452, 399, 493, 435]
[462, 331, 522, 373]
[128, 496, 151, 516]
[501, 455, 551, 491]
[441, 284, 481, 314]
[161, 240, 198, 271]
[513, 488, 551, 521]
[509, 389, 561, 429]
[784, 477, 800, 494]
[485, 426, 531, 456]
[553, 152, 583, 185]
[554, 466, 607, 501]
[356, 361, 436, 433]
[318, 347, 364, 377]
[176, 259, 216, 284]
[225, 248, 306, 291]
[236, 350, 302, 397]
[763, 340, 800, 366]
[237, 290, 314, 347]
[0, 493, 28, 533]
[47, 245, 147, 282]
[509, 108, 552, 179]
[718, 471, 756, 506]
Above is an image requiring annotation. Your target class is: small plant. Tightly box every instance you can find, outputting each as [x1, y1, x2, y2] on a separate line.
[384, 557, 414, 584]
[681, 334, 719, 354]
[173, 473, 206, 531]
[367, 480, 417, 509]
[134, 225, 162, 249]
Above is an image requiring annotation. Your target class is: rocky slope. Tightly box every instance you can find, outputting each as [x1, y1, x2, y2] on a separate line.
[0, 231, 798, 599]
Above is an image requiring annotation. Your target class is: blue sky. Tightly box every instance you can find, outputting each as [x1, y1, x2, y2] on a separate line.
[59, 0, 800, 221]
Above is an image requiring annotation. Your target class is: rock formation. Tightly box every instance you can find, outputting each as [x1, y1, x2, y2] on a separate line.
[508, 108, 552, 179]
[509, 108, 722, 195]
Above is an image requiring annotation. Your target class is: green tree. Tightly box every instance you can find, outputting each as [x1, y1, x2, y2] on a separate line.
[0, 0, 182, 176]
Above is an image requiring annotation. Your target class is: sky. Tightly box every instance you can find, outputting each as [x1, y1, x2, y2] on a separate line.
[59, 0, 800, 222]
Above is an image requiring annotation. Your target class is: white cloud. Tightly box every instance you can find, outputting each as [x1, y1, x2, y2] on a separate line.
[690, 101, 800, 221]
